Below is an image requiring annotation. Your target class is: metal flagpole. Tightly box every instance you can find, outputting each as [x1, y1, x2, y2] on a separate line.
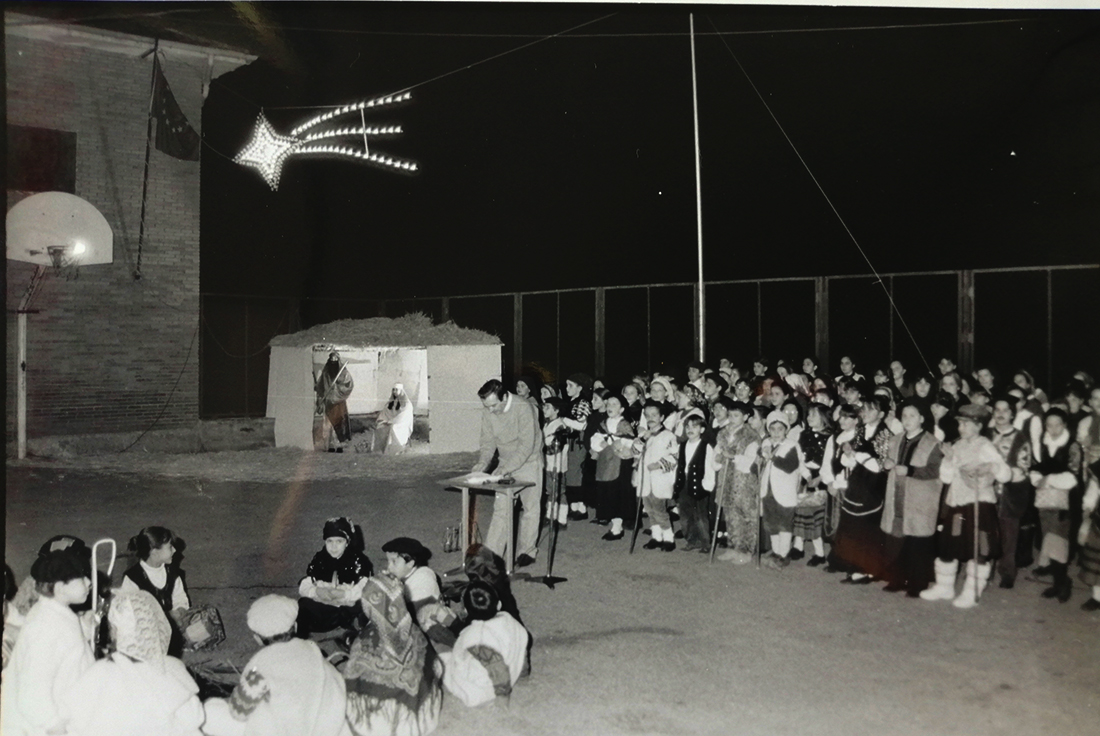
[690, 13, 705, 362]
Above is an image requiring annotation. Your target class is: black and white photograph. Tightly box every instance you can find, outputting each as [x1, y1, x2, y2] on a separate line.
[5, 2, 1099, 735]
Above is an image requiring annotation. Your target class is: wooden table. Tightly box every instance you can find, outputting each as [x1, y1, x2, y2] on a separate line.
[438, 475, 534, 574]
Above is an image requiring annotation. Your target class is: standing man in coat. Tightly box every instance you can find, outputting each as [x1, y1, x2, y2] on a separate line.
[471, 379, 544, 568]
[315, 350, 354, 452]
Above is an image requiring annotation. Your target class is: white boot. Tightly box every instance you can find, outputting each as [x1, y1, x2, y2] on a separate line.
[920, 559, 959, 601]
[953, 561, 991, 609]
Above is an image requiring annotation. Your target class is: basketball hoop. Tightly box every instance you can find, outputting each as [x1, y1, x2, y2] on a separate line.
[46, 244, 82, 280]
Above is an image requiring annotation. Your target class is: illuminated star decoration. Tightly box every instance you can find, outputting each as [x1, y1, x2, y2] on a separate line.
[234, 91, 418, 191]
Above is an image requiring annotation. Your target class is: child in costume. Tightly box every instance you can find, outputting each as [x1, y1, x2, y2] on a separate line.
[440, 582, 531, 707]
[1, 546, 95, 736]
[758, 410, 804, 569]
[298, 517, 374, 642]
[922, 404, 1011, 609]
[61, 589, 204, 736]
[203, 594, 352, 736]
[382, 537, 459, 648]
[634, 400, 680, 551]
[121, 526, 191, 655]
[1029, 408, 1082, 603]
[589, 393, 637, 540]
[793, 402, 833, 566]
[674, 414, 716, 552]
[714, 400, 762, 564]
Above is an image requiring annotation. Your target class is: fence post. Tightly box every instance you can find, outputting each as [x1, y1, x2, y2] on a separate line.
[595, 287, 606, 378]
[513, 293, 523, 378]
[1046, 269, 1053, 389]
[815, 277, 829, 370]
[441, 297, 450, 323]
[958, 270, 975, 375]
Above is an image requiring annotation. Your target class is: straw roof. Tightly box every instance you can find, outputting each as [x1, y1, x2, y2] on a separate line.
[268, 313, 501, 349]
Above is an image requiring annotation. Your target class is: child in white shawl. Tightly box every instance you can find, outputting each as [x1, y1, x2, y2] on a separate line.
[441, 582, 530, 707]
[62, 590, 203, 736]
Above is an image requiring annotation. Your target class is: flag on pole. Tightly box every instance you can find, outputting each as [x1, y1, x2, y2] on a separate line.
[152, 57, 201, 161]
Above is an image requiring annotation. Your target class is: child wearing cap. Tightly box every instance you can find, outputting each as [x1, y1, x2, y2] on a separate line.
[203, 594, 352, 736]
[714, 400, 762, 564]
[382, 537, 459, 647]
[921, 403, 1011, 608]
[440, 582, 531, 707]
[758, 410, 805, 569]
[1, 546, 95, 736]
[297, 517, 373, 642]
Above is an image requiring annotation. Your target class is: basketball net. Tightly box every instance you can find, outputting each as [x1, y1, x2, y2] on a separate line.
[46, 245, 81, 281]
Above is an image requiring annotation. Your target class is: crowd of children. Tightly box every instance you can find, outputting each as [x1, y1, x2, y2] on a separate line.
[520, 356, 1100, 612]
[2, 520, 531, 736]
[4, 353, 1097, 733]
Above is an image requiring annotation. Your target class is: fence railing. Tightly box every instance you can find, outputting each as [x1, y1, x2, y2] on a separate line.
[200, 264, 1099, 418]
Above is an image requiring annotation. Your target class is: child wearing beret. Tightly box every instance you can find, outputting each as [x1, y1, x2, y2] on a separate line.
[203, 594, 352, 736]
[1, 545, 95, 736]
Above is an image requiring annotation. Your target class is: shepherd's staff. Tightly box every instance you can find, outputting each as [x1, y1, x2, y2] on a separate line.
[89, 538, 117, 652]
[709, 453, 729, 563]
[972, 468, 982, 605]
[630, 448, 646, 554]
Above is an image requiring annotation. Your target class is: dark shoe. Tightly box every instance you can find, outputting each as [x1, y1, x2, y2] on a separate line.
[1081, 598, 1100, 612]
[642, 539, 662, 550]
[1057, 580, 1073, 603]
[553, 521, 568, 532]
[601, 531, 624, 541]
[643, 528, 652, 536]
[328, 448, 337, 453]
[661, 541, 676, 552]
[336, 447, 344, 453]
[568, 510, 588, 521]
[1032, 564, 1053, 576]
[823, 564, 843, 574]
[806, 555, 827, 568]
[515, 554, 537, 568]
[882, 581, 907, 593]
[1041, 585, 1059, 599]
[788, 548, 805, 561]
[674, 530, 685, 539]
[999, 576, 1015, 589]
[669, 509, 680, 522]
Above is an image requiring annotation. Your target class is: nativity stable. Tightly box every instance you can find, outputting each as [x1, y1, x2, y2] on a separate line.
[266, 314, 502, 453]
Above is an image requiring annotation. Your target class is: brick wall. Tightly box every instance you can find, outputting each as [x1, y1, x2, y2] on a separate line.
[5, 18, 251, 442]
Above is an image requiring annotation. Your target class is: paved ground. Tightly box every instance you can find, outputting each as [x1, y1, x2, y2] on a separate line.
[6, 447, 1098, 736]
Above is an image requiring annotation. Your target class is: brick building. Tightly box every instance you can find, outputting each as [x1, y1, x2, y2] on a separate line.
[5, 12, 253, 446]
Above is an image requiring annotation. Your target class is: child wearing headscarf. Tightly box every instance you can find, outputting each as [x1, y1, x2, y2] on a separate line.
[298, 517, 373, 641]
[374, 383, 414, 454]
[204, 595, 352, 736]
[440, 582, 531, 707]
[343, 574, 444, 736]
[61, 589, 204, 736]
[1, 546, 95, 736]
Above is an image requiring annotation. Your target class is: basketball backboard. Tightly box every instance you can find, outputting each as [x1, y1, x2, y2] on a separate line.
[6, 191, 113, 267]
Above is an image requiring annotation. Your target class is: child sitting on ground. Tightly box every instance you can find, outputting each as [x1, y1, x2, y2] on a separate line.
[382, 536, 459, 647]
[1, 545, 95, 736]
[297, 517, 373, 644]
[440, 582, 531, 707]
[203, 594, 352, 736]
[61, 589, 204, 736]
[121, 526, 191, 655]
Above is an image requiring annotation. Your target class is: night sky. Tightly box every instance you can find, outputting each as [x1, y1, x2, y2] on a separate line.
[189, 4, 1100, 302]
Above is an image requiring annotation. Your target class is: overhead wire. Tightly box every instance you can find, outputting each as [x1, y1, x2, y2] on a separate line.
[705, 14, 935, 375]
[179, 15, 1031, 39]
